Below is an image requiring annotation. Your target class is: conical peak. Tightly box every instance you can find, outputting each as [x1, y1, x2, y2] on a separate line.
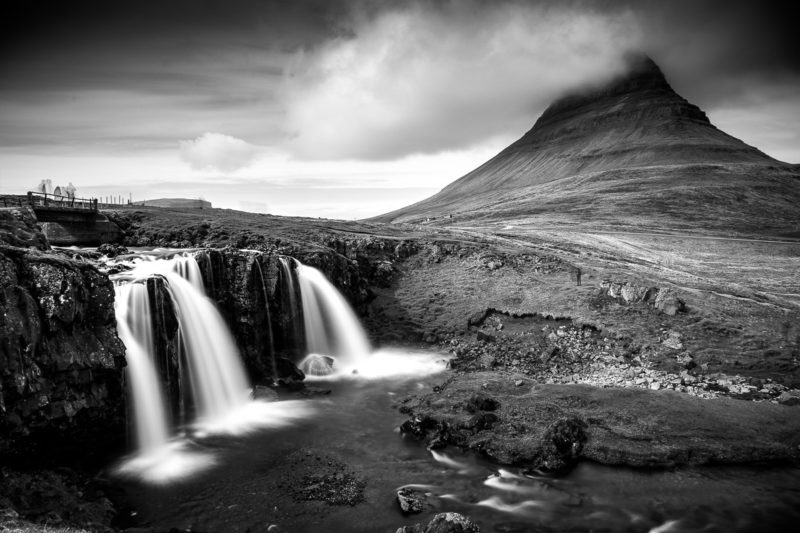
[527, 52, 710, 137]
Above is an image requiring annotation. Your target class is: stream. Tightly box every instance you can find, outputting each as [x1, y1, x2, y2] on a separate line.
[115, 352, 800, 533]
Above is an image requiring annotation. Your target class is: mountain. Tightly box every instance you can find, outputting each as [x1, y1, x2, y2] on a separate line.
[373, 54, 800, 236]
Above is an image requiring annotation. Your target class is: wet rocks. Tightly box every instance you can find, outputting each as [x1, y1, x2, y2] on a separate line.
[0, 244, 126, 464]
[299, 354, 335, 376]
[535, 417, 588, 473]
[0, 207, 49, 250]
[397, 512, 480, 533]
[399, 376, 800, 470]
[251, 385, 279, 401]
[396, 488, 429, 514]
[283, 452, 366, 506]
[96, 242, 129, 257]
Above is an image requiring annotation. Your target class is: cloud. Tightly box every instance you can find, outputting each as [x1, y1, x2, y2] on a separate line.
[179, 132, 259, 173]
[280, 1, 643, 160]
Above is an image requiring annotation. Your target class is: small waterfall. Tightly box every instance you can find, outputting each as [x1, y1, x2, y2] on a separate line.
[278, 257, 303, 352]
[295, 263, 371, 374]
[113, 252, 251, 441]
[166, 272, 251, 423]
[253, 259, 278, 380]
[114, 282, 171, 453]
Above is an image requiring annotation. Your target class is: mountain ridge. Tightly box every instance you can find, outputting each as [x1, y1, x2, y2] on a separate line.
[372, 54, 799, 235]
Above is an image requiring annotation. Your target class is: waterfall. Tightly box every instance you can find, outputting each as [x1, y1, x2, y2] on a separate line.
[295, 263, 371, 374]
[113, 253, 251, 441]
[114, 282, 171, 453]
[253, 259, 277, 380]
[165, 272, 251, 423]
[278, 257, 303, 352]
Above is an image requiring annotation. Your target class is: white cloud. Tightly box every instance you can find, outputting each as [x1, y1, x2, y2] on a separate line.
[179, 132, 259, 173]
[280, 2, 643, 160]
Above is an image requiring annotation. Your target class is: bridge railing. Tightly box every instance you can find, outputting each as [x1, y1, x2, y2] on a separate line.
[26, 191, 99, 211]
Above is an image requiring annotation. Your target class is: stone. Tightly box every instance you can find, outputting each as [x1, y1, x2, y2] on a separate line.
[396, 488, 429, 514]
[300, 354, 335, 376]
[0, 246, 126, 464]
[251, 386, 279, 401]
[476, 331, 495, 343]
[778, 391, 800, 406]
[423, 513, 480, 533]
[676, 352, 695, 369]
[467, 309, 489, 327]
[0, 207, 49, 250]
[465, 393, 500, 413]
[97, 242, 129, 257]
[536, 417, 588, 473]
[662, 330, 683, 350]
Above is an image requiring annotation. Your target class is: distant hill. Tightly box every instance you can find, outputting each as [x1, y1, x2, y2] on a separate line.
[372, 54, 800, 236]
[133, 198, 212, 208]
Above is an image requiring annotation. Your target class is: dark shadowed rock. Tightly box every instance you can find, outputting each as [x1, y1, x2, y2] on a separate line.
[0, 244, 126, 465]
[0, 207, 49, 250]
[97, 242, 129, 258]
[465, 393, 500, 413]
[396, 487, 429, 514]
[396, 512, 480, 533]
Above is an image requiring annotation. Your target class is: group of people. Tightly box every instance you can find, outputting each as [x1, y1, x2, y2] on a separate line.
[36, 179, 77, 199]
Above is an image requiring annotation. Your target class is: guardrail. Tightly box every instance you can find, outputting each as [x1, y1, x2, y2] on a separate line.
[26, 191, 99, 211]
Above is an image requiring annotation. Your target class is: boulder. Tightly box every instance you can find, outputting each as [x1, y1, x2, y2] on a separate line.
[396, 513, 480, 533]
[396, 488, 429, 514]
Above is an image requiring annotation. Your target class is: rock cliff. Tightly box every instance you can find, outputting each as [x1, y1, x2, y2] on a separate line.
[0, 244, 126, 465]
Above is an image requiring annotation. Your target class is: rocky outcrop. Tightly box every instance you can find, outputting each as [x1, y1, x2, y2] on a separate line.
[0, 207, 49, 251]
[600, 279, 686, 315]
[0, 244, 126, 465]
[397, 512, 481, 533]
[398, 375, 800, 470]
[193, 246, 374, 383]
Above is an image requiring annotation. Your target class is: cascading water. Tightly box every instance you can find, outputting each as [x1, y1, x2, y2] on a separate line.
[114, 253, 251, 428]
[278, 256, 303, 352]
[295, 263, 371, 375]
[114, 282, 171, 453]
[110, 251, 318, 482]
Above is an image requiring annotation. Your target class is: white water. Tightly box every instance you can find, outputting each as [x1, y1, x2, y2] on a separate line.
[278, 257, 303, 347]
[114, 253, 251, 426]
[165, 272, 251, 425]
[112, 252, 316, 483]
[296, 263, 371, 374]
[114, 283, 171, 453]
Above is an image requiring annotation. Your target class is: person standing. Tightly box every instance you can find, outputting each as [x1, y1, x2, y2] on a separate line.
[576, 267, 582, 286]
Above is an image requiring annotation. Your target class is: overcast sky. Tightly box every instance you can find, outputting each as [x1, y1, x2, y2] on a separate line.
[1, 0, 797, 219]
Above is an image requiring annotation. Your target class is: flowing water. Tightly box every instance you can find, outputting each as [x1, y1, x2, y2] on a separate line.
[296, 263, 372, 375]
[117, 359, 800, 532]
[108, 249, 800, 530]
[110, 250, 312, 482]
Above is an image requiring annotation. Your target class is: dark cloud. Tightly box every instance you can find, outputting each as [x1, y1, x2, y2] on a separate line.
[0, 0, 798, 163]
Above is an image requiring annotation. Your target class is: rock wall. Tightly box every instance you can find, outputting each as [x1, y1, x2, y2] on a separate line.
[0, 207, 49, 251]
[0, 245, 127, 466]
[193, 247, 373, 384]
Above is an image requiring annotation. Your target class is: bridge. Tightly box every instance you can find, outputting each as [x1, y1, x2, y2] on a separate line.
[0, 192, 125, 245]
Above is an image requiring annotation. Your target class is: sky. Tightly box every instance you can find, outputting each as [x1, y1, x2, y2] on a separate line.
[1, 0, 798, 219]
